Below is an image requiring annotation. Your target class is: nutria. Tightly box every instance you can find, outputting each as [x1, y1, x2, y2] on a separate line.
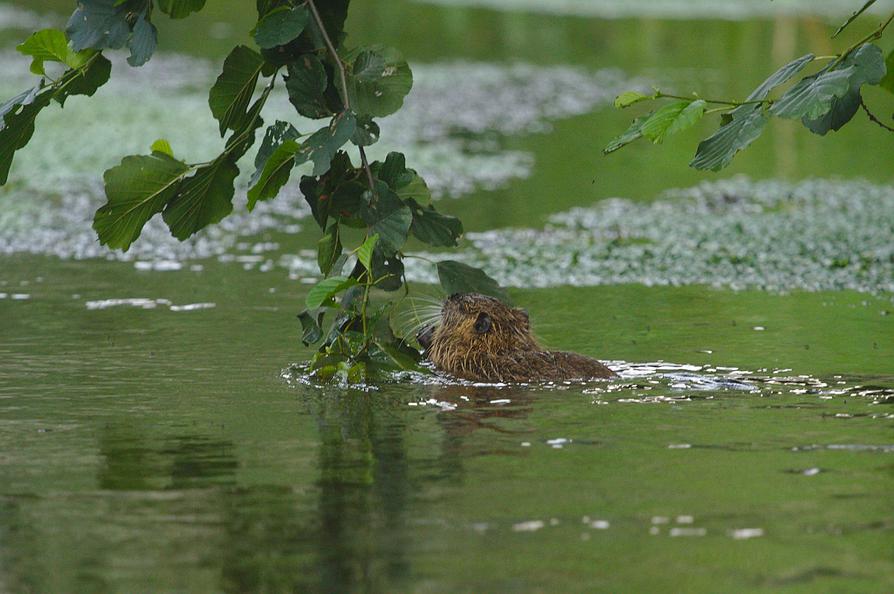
[416, 293, 616, 383]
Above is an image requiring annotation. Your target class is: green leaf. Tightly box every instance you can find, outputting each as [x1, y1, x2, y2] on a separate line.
[298, 111, 357, 176]
[881, 49, 894, 94]
[603, 115, 647, 154]
[297, 309, 323, 345]
[157, 0, 207, 18]
[690, 105, 767, 171]
[56, 54, 112, 106]
[351, 115, 380, 146]
[305, 276, 358, 309]
[613, 90, 651, 109]
[356, 234, 379, 270]
[284, 54, 333, 118]
[299, 151, 354, 228]
[93, 153, 190, 250]
[254, 5, 309, 49]
[162, 157, 239, 240]
[770, 67, 854, 120]
[0, 91, 52, 185]
[251, 121, 299, 183]
[150, 138, 174, 157]
[247, 135, 300, 210]
[361, 181, 412, 255]
[744, 53, 815, 101]
[640, 100, 706, 144]
[127, 14, 157, 67]
[437, 260, 509, 303]
[17, 29, 91, 75]
[340, 45, 413, 117]
[833, 0, 877, 38]
[66, 0, 132, 52]
[370, 247, 404, 291]
[374, 339, 422, 371]
[209, 45, 265, 137]
[317, 222, 342, 276]
[408, 199, 463, 247]
[803, 44, 887, 135]
[66, 0, 157, 66]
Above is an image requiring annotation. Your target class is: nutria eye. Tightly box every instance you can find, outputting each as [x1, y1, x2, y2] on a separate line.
[474, 313, 492, 334]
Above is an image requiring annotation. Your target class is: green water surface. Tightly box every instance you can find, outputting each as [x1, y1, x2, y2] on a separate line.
[1, 1, 893, 593]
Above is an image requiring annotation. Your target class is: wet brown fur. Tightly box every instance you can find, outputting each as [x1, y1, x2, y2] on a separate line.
[421, 293, 615, 383]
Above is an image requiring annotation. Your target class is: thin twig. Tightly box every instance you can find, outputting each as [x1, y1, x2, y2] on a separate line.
[305, 0, 377, 194]
[655, 92, 766, 107]
[832, 10, 894, 68]
[860, 97, 894, 132]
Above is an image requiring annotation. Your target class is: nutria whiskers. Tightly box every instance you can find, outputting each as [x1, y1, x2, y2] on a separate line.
[416, 293, 615, 383]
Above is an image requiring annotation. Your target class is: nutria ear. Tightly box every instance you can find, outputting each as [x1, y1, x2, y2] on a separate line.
[516, 308, 530, 329]
[474, 312, 492, 334]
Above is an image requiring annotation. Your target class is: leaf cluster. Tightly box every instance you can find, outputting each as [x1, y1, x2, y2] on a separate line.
[0, 0, 507, 383]
[605, 4, 894, 171]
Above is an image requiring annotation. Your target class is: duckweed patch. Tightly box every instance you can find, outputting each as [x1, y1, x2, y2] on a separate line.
[402, 178, 894, 295]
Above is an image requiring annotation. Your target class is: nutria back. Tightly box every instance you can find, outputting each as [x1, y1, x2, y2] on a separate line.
[417, 293, 615, 383]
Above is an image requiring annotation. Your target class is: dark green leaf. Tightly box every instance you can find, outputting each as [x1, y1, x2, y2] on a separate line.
[247, 141, 300, 209]
[745, 53, 815, 101]
[803, 44, 886, 135]
[340, 45, 413, 117]
[690, 105, 767, 171]
[298, 111, 356, 176]
[127, 14, 157, 67]
[360, 181, 412, 255]
[284, 54, 332, 118]
[66, 0, 156, 66]
[66, 0, 132, 51]
[162, 157, 239, 240]
[0, 91, 52, 185]
[93, 153, 190, 250]
[437, 260, 509, 303]
[299, 151, 354, 228]
[373, 339, 422, 371]
[209, 45, 265, 137]
[317, 222, 342, 275]
[251, 120, 300, 185]
[408, 199, 463, 247]
[254, 5, 309, 49]
[641, 100, 706, 144]
[0, 86, 42, 127]
[370, 247, 404, 291]
[371, 151, 431, 202]
[305, 276, 358, 309]
[603, 115, 647, 154]
[297, 309, 323, 345]
[351, 114, 380, 146]
[17, 29, 91, 75]
[56, 54, 112, 105]
[833, 0, 877, 38]
[157, 0, 207, 19]
[770, 67, 854, 120]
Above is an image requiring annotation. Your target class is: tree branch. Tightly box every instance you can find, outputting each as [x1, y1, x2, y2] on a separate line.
[305, 0, 377, 194]
[860, 97, 894, 132]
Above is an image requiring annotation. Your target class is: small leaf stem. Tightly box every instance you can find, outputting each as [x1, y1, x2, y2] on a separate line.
[655, 92, 766, 107]
[832, 10, 894, 68]
[859, 97, 894, 132]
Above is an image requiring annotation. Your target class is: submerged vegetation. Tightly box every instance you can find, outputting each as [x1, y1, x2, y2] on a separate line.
[606, 3, 894, 169]
[0, 0, 506, 381]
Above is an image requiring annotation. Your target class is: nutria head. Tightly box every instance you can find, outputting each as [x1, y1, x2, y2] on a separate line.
[417, 293, 540, 379]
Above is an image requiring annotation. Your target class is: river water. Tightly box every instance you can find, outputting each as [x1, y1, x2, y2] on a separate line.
[1, 1, 892, 592]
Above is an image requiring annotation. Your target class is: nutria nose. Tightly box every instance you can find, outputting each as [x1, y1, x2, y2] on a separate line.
[417, 325, 434, 351]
